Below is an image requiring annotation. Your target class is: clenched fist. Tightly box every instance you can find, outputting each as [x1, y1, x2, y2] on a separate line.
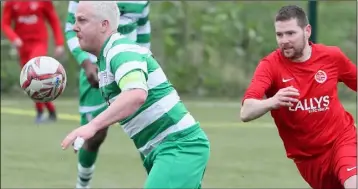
[81, 59, 99, 88]
[268, 86, 300, 109]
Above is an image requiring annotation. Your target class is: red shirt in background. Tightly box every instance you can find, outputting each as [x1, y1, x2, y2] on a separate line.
[1, 0, 64, 46]
[242, 42, 357, 160]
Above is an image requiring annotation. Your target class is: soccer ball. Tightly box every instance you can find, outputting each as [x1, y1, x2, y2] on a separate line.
[19, 56, 67, 102]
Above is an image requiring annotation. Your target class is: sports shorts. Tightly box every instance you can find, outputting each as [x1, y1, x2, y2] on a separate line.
[143, 125, 210, 189]
[295, 125, 357, 189]
[18, 40, 47, 67]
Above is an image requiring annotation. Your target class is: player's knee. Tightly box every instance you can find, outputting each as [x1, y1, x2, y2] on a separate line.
[344, 175, 357, 189]
[83, 128, 108, 151]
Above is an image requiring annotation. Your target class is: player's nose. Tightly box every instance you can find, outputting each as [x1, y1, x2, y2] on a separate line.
[73, 22, 80, 33]
[280, 36, 290, 45]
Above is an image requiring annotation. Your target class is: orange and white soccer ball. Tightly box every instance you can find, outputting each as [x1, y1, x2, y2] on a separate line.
[19, 56, 67, 102]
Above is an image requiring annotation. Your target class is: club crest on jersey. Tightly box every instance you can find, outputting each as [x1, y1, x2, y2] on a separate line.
[30, 2, 38, 10]
[314, 70, 327, 84]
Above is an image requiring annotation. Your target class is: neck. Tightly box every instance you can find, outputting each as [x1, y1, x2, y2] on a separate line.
[92, 31, 116, 57]
[291, 42, 312, 62]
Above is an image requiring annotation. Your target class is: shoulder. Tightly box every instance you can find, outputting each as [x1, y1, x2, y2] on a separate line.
[40, 0, 56, 8]
[258, 49, 282, 68]
[3, 1, 13, 7]
[312, 43, 344, 59]
[106, 41, 150, 65]
[41, 0, 53, 5]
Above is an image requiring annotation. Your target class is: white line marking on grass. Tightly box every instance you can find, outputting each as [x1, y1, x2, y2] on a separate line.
[1, 107, 274, 128]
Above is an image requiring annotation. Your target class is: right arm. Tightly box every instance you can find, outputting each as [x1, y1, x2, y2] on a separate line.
[240, 60, 274, 122]
[65, 1, 91, 65]
[1, 2, 20, 43]
[241, 98, 274, 122]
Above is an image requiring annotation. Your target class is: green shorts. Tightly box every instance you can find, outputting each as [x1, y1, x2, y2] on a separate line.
[143, 125, 210, 189]
[80, 105, 107, 125]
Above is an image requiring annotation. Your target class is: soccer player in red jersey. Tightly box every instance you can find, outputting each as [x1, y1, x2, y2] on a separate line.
[240, 5, 357, 189]
[1, 1, 65, 123]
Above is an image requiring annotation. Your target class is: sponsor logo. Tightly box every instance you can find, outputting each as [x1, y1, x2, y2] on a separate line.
[18, 15, 38, 24]
[289, 95, 330, 113]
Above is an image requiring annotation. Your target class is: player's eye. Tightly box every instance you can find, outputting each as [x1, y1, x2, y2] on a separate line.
[286, 31, 295, 36]
[76, 17, 86, 23]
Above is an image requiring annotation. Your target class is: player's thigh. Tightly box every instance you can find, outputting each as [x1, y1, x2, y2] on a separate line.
[17, 45, 31, 67]
[332, 130, 357, 186]
[144, 140, 210, 189]
[295, 154, 342, 189]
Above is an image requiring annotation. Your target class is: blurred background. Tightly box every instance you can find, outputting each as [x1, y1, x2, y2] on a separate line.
[1, 1, 357, 188]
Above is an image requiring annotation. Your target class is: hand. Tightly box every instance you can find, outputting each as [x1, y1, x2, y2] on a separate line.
[81, 59, 99, 88]
[61, 124, 97, 150]
[13, 38, 23, 48]
[72, 137, 85, 153]
[54, 46, 65, 58]
[268, 86, 300, 109]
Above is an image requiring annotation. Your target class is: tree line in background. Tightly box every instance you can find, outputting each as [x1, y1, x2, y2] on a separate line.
[1, 1, 356, 100]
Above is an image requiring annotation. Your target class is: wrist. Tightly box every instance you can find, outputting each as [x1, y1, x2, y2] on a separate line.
[263, 98, 274, 110]
[87, 121, 101, 132]
[81, 59, 92, 69]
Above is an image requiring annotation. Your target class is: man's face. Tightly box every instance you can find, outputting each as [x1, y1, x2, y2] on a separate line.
[73, 2, 101, 53]
[275, 18, 311, 60]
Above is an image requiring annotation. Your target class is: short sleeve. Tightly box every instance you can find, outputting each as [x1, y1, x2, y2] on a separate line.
[242, 59, 274, 104]
[334, 47, 357, 91]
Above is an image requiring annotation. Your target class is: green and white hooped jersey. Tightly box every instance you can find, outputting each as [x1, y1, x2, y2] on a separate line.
[97, 33, 198, 156]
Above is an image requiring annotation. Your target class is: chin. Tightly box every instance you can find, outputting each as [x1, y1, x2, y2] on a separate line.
[79, 44, 89, 52]
[282, 52, 293, 59]
[285, 53, 293, 57]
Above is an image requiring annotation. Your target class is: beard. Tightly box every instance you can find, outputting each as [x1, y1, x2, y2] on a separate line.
[281, 36, 306, 60]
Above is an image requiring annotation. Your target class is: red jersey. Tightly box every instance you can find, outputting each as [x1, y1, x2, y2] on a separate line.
[1, 1, 64, 45]
[242, 43, 357, 160]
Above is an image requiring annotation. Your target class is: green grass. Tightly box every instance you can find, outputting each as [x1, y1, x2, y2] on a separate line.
[1, 97, 356, 188]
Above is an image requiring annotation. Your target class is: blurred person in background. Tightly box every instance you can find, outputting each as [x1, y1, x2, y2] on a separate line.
[64, 1, 151, 188]
[1, 0, 65, 124]
[241, 5, 356, 189]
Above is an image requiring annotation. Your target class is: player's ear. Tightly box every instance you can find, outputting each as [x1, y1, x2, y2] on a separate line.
[304, 24, 312, 39]
[101, 20, 110, 32]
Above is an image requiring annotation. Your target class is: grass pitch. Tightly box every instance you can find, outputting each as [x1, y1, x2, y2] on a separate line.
[1, 97, 356, 188]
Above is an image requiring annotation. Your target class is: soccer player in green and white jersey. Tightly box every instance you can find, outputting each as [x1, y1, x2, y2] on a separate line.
[65, 1, 151, 188]
[62, 1, 210, 188]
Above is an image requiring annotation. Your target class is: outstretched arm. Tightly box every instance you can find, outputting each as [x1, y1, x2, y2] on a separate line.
[91, 70, 148, 130]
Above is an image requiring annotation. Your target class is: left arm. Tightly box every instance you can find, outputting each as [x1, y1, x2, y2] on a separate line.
[91, 87, 147, 131]
[43, 1, 64, 47]
[90, 69, 148, 132]
[136, 2, 151, 49]
[61, 50, 149, 149]
[336, 48, 357, 91]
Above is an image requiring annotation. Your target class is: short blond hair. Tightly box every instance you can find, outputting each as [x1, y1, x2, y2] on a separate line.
[83, 1, 120, 32]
